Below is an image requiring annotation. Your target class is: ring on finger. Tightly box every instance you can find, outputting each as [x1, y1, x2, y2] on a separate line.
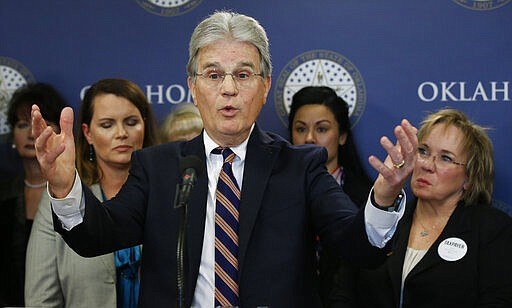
[393, 159, 405, 169]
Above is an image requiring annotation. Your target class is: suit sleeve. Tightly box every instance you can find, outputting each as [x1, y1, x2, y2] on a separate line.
[25, 193, 64, 307]
[54, 150, 149, 257]
[307, 147, 389, 268]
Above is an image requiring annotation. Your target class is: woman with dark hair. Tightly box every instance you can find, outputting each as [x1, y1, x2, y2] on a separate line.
[0, 83, 68, 307]
[288, 86, 373, 305]
[26, 78, 158, 308]
[289, 86, 372, 206]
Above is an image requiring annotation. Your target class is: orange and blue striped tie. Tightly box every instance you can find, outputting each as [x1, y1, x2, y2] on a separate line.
[213, 147, 240, 307]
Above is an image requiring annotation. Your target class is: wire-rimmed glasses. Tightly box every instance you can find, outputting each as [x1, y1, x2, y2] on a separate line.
[417, 145, 466, 169]
[195, 68, 263, 89]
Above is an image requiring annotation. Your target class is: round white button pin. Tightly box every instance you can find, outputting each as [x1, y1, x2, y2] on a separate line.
[438, 237, 467, 261]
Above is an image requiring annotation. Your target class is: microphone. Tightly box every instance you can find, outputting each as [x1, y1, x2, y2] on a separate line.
[174, 155, 203, 208]
[174, 155, 203, 308]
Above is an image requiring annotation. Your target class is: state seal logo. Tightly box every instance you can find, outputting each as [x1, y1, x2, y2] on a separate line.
[452, 0, 511, 10]
[0, 57, 36, 138]
[135, 0, 202, 17]
[274, 50, 366, 128]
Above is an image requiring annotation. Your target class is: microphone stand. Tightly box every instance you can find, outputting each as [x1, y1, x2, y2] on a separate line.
[174, 156, 202, 307]
[175, 183, 189, 308]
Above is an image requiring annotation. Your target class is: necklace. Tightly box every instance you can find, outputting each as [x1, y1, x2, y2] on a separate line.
[415, 208, 450, 237]
[418, 219, 435, 237]
[24, 179, 47, 189]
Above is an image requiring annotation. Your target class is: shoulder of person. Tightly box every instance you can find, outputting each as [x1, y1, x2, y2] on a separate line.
[491, 199, 512, 218]
[133, 140, 186, 162]
[465, 202, 512, 241]
[262, 130, 324, 154]
[0, 173, 23, 200]
[470, 202, 512, 224]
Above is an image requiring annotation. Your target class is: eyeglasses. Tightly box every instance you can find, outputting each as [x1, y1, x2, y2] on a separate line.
[195, 68, 263, 89]
[417, 146, 466, 169]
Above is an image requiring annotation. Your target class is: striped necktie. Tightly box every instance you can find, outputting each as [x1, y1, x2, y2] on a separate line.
[212, 147, 240, 307]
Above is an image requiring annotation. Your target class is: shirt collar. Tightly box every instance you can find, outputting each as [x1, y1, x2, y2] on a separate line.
[203, 124, 254, 163]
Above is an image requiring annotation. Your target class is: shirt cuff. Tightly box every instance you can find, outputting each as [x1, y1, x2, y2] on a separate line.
[364, 187, 406, 248]
[49, 170, 84, 231]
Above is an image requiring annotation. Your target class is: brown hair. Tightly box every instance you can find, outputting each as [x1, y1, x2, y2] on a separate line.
[76, 78, 159, 185]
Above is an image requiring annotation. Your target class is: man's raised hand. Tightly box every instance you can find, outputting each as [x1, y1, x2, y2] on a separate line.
[32, 105, 76, 198]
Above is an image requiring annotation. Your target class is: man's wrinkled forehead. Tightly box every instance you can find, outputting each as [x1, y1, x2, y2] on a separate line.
[195, 40, 260, 71]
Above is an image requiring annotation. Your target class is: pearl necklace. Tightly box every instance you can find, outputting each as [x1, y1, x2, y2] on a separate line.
[24, 179, 47, 189]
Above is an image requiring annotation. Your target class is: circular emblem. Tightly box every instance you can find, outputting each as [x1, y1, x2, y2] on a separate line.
[0, 57, 36, 137]
[438, 237, 468, 262]
[135, 0, 202, 17]
[274, 50, 366, 129]
[452, 0, 511, 10]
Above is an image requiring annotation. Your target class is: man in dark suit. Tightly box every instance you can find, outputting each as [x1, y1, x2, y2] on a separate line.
[32, 11, 418, 307]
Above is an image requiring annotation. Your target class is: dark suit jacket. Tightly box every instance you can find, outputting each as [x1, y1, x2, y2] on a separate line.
[317, 169, 372, 306]
[54, 125, 387, 307]
[330, 200, 512, 308]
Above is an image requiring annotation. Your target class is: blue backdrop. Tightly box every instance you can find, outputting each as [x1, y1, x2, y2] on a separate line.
[1, 0, 510, 204]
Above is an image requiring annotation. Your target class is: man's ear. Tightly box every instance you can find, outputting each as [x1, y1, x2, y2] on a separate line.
[262, 75, 272, 105]
[187, 76, 197, 106]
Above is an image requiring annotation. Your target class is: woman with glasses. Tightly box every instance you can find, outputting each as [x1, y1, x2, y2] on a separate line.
[329, 108, 512, 307]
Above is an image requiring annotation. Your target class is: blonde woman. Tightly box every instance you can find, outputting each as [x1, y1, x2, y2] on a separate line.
[159, 103, 203, 142]
[330, 108, 512, 307]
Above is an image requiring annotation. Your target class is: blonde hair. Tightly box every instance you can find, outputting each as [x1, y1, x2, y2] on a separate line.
[417, 108, 494, 205]
[160, 103, 203, 142]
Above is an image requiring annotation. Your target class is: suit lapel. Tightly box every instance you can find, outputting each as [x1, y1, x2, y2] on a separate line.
[404, 203, 471, 278]
[237, 126, 280, 277]
[387, 204, 414, 304]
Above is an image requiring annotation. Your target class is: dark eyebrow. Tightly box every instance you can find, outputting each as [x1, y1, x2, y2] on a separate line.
[97, 113, 141, 121]
[315, 120, 333, 126]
